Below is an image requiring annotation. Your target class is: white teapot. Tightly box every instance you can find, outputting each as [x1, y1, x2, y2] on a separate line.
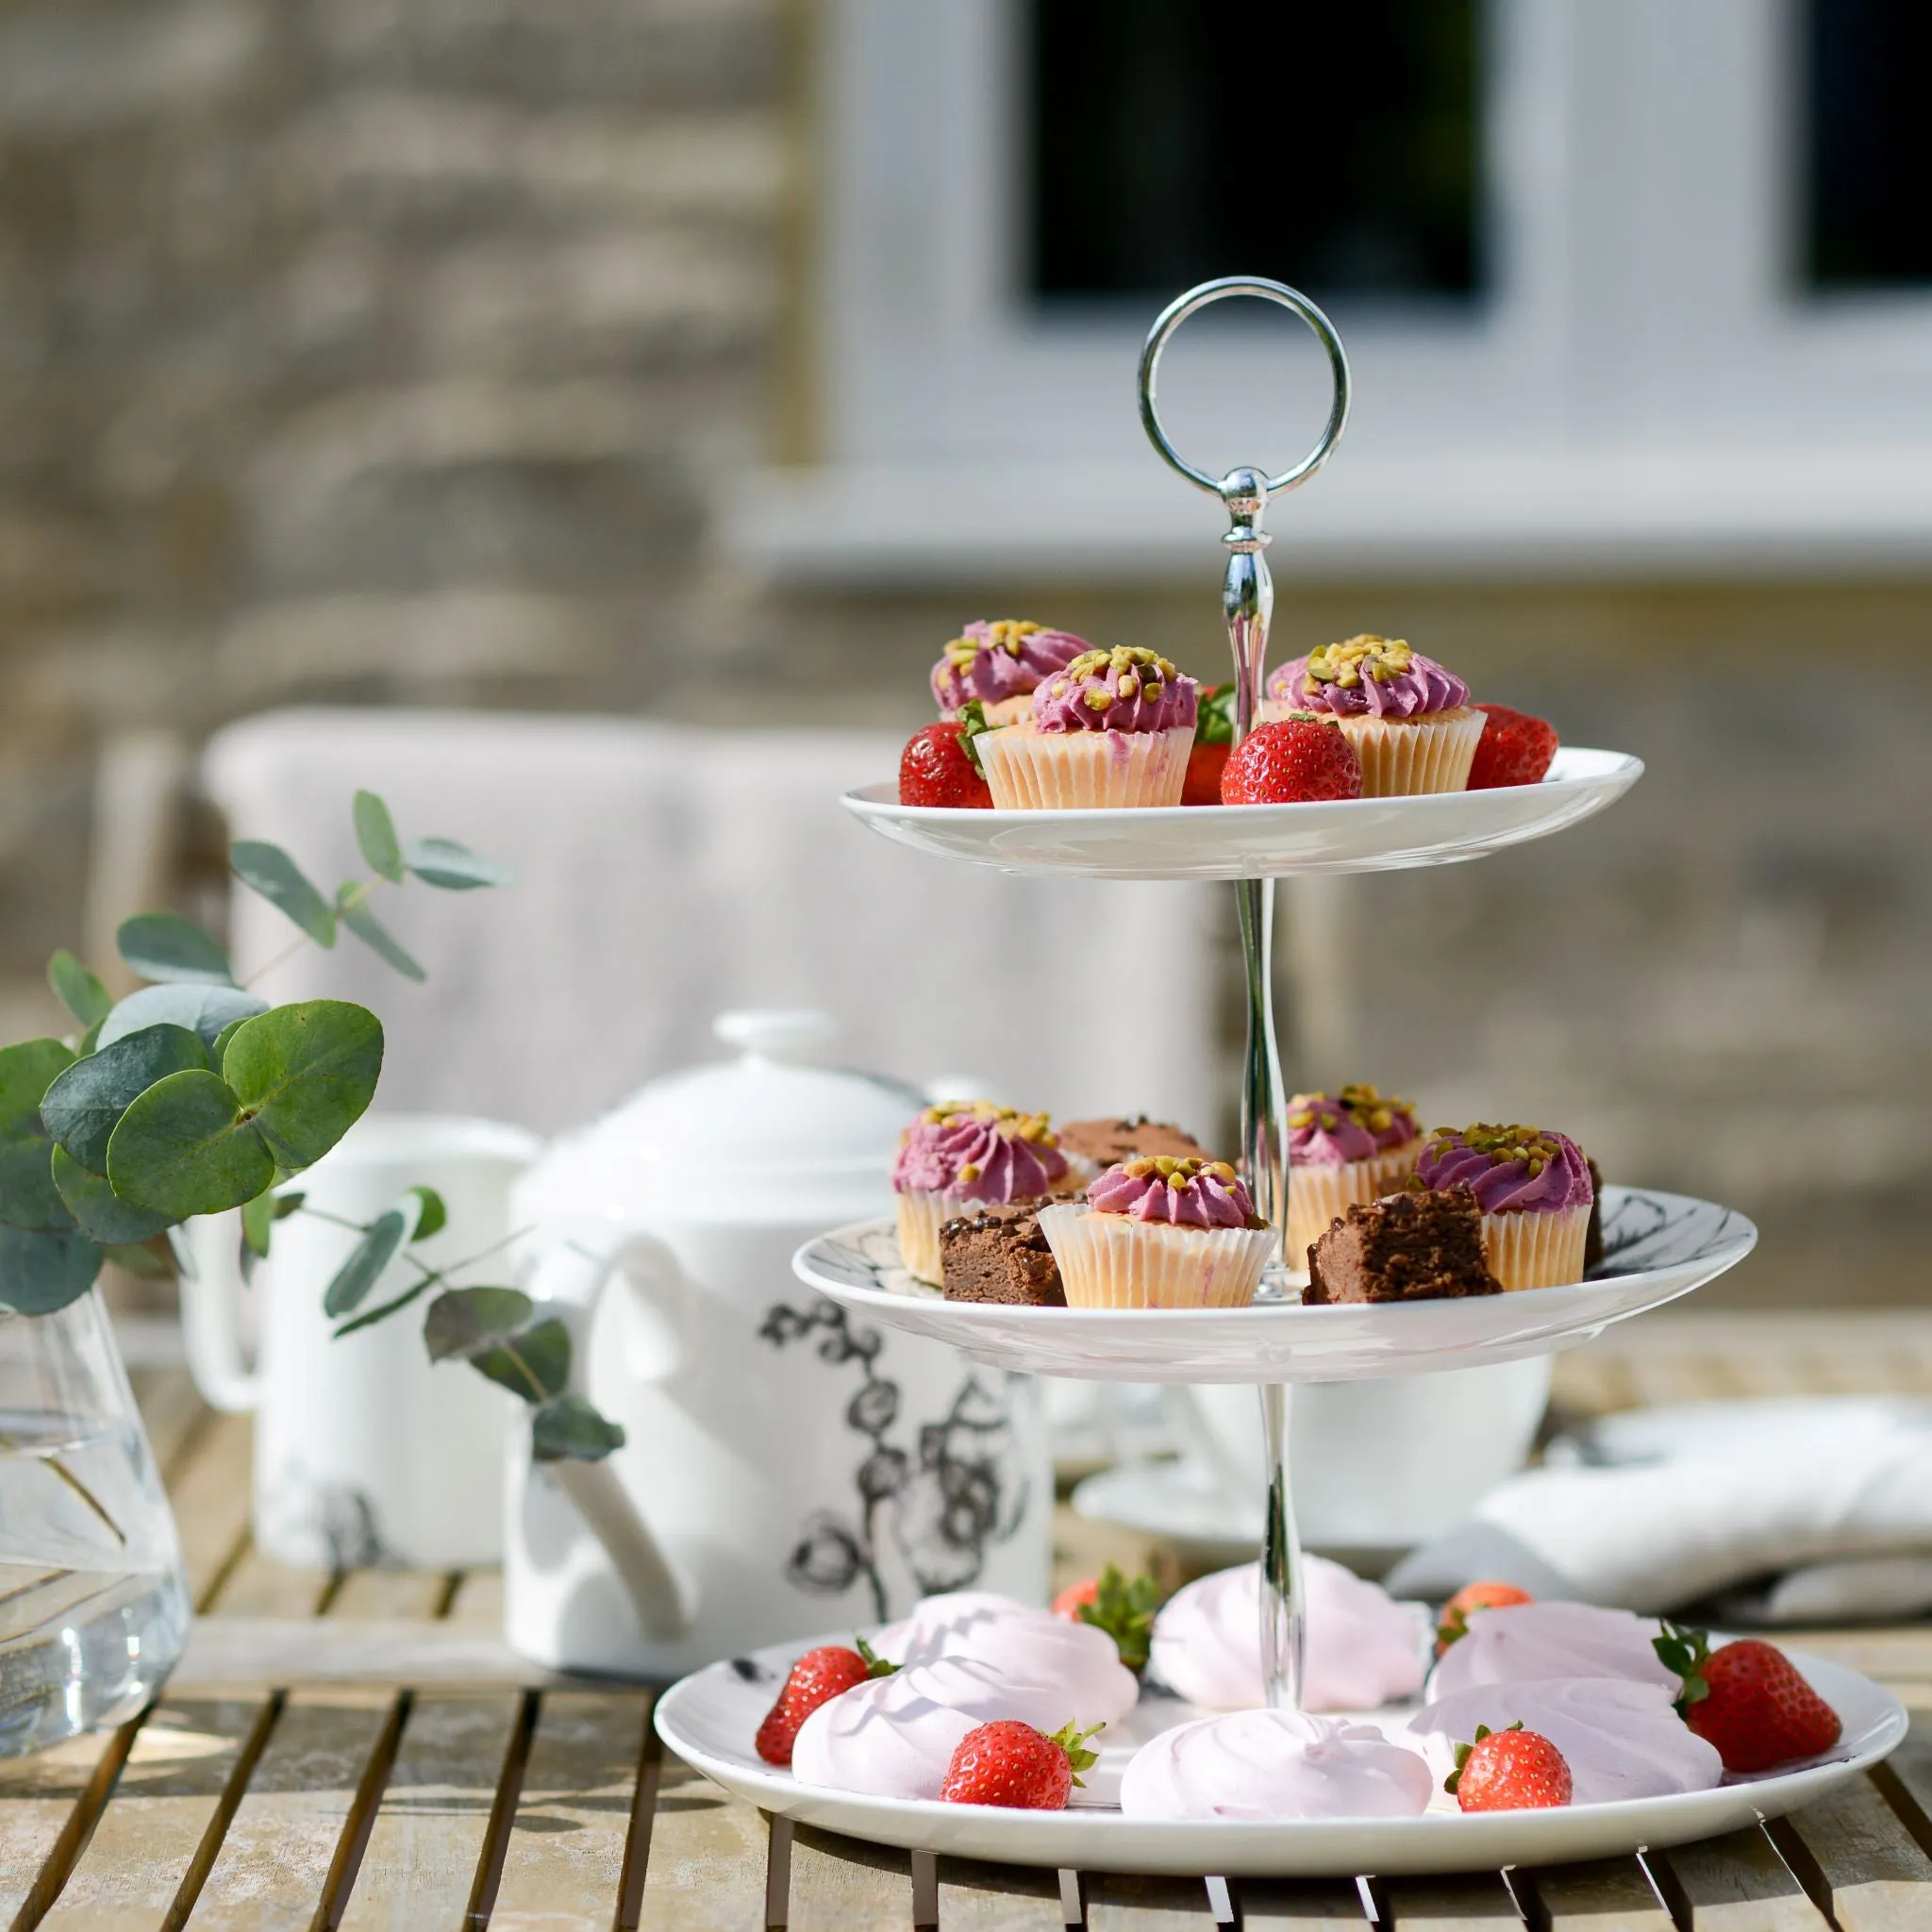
[504, 1010, 1052, 1675]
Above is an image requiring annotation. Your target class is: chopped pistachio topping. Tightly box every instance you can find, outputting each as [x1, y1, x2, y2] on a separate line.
[914, 1100, 1059, 1147]
[1064, 644, 1177, 700]
[1119, 1155, 1237, 1189]
[1303, 634, 1414, 691]
[942, 619, 1043, 671]
[1427, 1122, 1564, 1175]
[1287, 1083, 1413, 1136]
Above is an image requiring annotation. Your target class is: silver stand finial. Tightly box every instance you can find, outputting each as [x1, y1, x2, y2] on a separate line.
[1137, 276, 1351, 1716]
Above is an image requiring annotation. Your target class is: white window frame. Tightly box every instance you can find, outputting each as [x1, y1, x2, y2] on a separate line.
[741, 0, 1932, 582]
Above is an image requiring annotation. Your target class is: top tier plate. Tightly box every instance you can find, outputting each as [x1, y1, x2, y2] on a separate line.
[844, 746, 1640, 881]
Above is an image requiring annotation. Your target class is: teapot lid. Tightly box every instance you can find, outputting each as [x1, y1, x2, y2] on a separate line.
[515, 1010, 922, 1224]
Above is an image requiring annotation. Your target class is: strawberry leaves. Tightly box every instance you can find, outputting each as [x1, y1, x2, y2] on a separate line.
[1046, 1720, 1106, 1789]
[1074, 1563, 1162, 1674]
[1654, 1621, 1712, 1715]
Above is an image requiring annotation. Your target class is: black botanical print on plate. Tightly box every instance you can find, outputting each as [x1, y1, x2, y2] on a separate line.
[760, 1296, 1030, 1620]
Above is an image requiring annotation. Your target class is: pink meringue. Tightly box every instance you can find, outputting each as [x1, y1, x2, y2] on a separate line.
[1428, 1602, 1678, 1701]
[1121, 1708, 1434, 1821]
[1410, 1677, 1724, 1805]
[872, 1590, 1139, 1727]
[791, 1654, 1112, 1801]
[1148, 1558, 1429, 1712]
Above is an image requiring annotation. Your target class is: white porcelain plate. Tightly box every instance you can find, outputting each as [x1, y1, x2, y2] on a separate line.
[842, 747, 1641, 881]
[790, 1186, 1756, 1385]
[655, 1633, 1904, 1878]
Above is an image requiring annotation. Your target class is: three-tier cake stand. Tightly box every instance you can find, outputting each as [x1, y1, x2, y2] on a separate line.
[656, 280, 1905, 1875]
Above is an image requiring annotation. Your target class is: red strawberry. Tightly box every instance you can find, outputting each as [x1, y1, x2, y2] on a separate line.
[1656, 1626, 1841, 1774]
[1052, 1578, 1098, 1618]
[1220, 715, 1361, 805]
[900, 702, 993, 808]
[940, 1720, 1104, 1809]
[1182, 683, 1237, 805]
[755, 1641, 893, 1765]
[1446, 1723, 1573, 1812]
[1467, 704, 1559, 790]
[1436, 1581, 1535, 1656]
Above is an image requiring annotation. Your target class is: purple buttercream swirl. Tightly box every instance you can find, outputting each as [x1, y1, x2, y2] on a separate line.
[1266, 636, 1470, 719]
[931, 621, 1089, 713]
[892, 1102, 1069, 1204]
[1287, 1086, 1421, 1169]
[1032, 647, 1198, 735]
[1415, 1125, 1593, 1214]
[1088, 1158, 1254, 1229]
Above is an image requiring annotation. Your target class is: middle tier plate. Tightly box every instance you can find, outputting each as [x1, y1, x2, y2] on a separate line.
[791, 1185, 1755, 1384]
[843, 746, 1641, 880]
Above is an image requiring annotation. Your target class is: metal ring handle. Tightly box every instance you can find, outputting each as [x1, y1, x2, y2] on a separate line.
[1137, 276, 1351, 499]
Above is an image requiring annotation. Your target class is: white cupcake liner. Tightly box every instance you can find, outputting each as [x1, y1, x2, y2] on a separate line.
[1038, 1203, 1275, 1310]
[1285, 1145, 1421, 1267]
[895, 1191, 949, 1285]
[1333, 707, 1484, 797]
[1483, 1205, 1591, 1291]
[976, 722, 1193, 809]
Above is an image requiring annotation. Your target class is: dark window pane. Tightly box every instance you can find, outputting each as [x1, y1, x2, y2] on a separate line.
[1027, 0, 1482, 306]
[1806, 0, 1932, 288]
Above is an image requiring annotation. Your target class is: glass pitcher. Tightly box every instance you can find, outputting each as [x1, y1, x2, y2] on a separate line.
[0, 1288, 190, 1757]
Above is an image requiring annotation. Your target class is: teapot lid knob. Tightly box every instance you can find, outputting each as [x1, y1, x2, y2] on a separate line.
[713, 1009, 836, 1064]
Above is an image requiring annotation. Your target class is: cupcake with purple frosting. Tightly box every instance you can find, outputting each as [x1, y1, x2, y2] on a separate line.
[892, 1101, 1070, 1284]
[931, 620, 1091, 725]
[1262, 635, 1482, 797]
[1414, 1124, 1595, 1291]
[975, 646, 1198, 809]
[1286, 1083, 1423, 1266]
[1039, 1157, 1275, 1310]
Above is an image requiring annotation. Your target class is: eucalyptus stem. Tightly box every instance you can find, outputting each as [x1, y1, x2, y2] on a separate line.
[0, 1433, 126, 1549]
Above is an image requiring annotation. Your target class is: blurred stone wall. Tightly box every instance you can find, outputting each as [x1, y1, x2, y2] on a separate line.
[0, 0, 1925, 1307]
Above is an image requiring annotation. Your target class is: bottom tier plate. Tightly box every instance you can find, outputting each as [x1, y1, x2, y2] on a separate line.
[790, 1185, 1757, 1383]
[655, 1632, 1906, 1879]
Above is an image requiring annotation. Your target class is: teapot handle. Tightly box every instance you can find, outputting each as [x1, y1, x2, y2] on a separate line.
[522, 1224, 697, 1642]
[171, 1211, 263, 1414]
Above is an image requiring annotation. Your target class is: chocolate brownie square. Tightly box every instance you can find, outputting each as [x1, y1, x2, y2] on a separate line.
[940, 1203, 1065, 1307]
[1057, 1115, 1220, 1169]
[1305, 1185, 1502, 1305]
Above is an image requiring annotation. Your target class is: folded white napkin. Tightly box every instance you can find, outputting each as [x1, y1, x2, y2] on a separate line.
[1386, 1398, 1932, 1623]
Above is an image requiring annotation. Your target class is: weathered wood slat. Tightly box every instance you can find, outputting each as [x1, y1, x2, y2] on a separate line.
[37, 1693, 272, 1932]
[1081, 1871, 1217, 1927]
[182, 1687, 396, 1931]
[1523, 1857, 1671, 1930]
[444, 1567, 505, 1631]
[933, 1854, 1066, 1928]
[1234, 1875, 1370, 1926]
[0, 1720, 140, 1929]
[1873, 1707, 1932, 1850]
[329, 1567, 454, 1621]
[1774, 1775, 1932, 1932]
[633, 1752, 768, 1929]
[205, 1543, 333, 1618]
[1375, 1871, 1522, 1928]
[1652, 1824, 1831, 1930]
[335, 1690, 522, 1932]
[130, 1365, 209, 1477]
[490, 1691, 653, 1931]
[165, 1411, 255, 1607]
[170, 1615, 563, 1689]
[788, 1821, 915, 1931]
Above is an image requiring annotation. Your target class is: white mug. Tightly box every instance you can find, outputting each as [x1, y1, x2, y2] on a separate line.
[175, 1112, 540, 1569]
[1171, 1358, 1553, 1552]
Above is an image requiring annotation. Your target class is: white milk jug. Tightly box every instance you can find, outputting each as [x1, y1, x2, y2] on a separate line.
[504, 1010, 1052, 1676]
[175, 1113, 539, 1569]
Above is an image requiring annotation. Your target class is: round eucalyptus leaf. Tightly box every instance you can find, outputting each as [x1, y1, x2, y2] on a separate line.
[321, 1208, 407, 1318]
[406, 1185, 447, 1241]
[0, 1039, 78, 1233]
[47, 950, 112, 1029]
[530, 1394, 626, 1463]
[222, 1001, 384, 1171]
[98, 984, 269, 1056]
[52, 1147, 173, 1245]
[107, 1070, 275, 1220]
[353, 790, 406, 884]
[0, 1039, 76, 1130]
[0, 1226, 102, 1315]
[422, 1285, 532, 1361]
[116, 911, 234, 986]
[230, 841, 337, 948]
[473, 1316, 571, 1402]
[336, 891, 425, 983]
[42, 1024, 208, 1174]
[402, 837, 513, 891]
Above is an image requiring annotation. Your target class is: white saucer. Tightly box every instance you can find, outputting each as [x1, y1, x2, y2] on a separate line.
[842, 747, 1641, 881]
[655, 1629, 1905, 1878]
[790, 1186, 1756, 1385]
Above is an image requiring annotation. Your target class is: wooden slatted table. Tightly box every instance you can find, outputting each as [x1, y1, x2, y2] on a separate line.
[4, 1311, 1931, 1929]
